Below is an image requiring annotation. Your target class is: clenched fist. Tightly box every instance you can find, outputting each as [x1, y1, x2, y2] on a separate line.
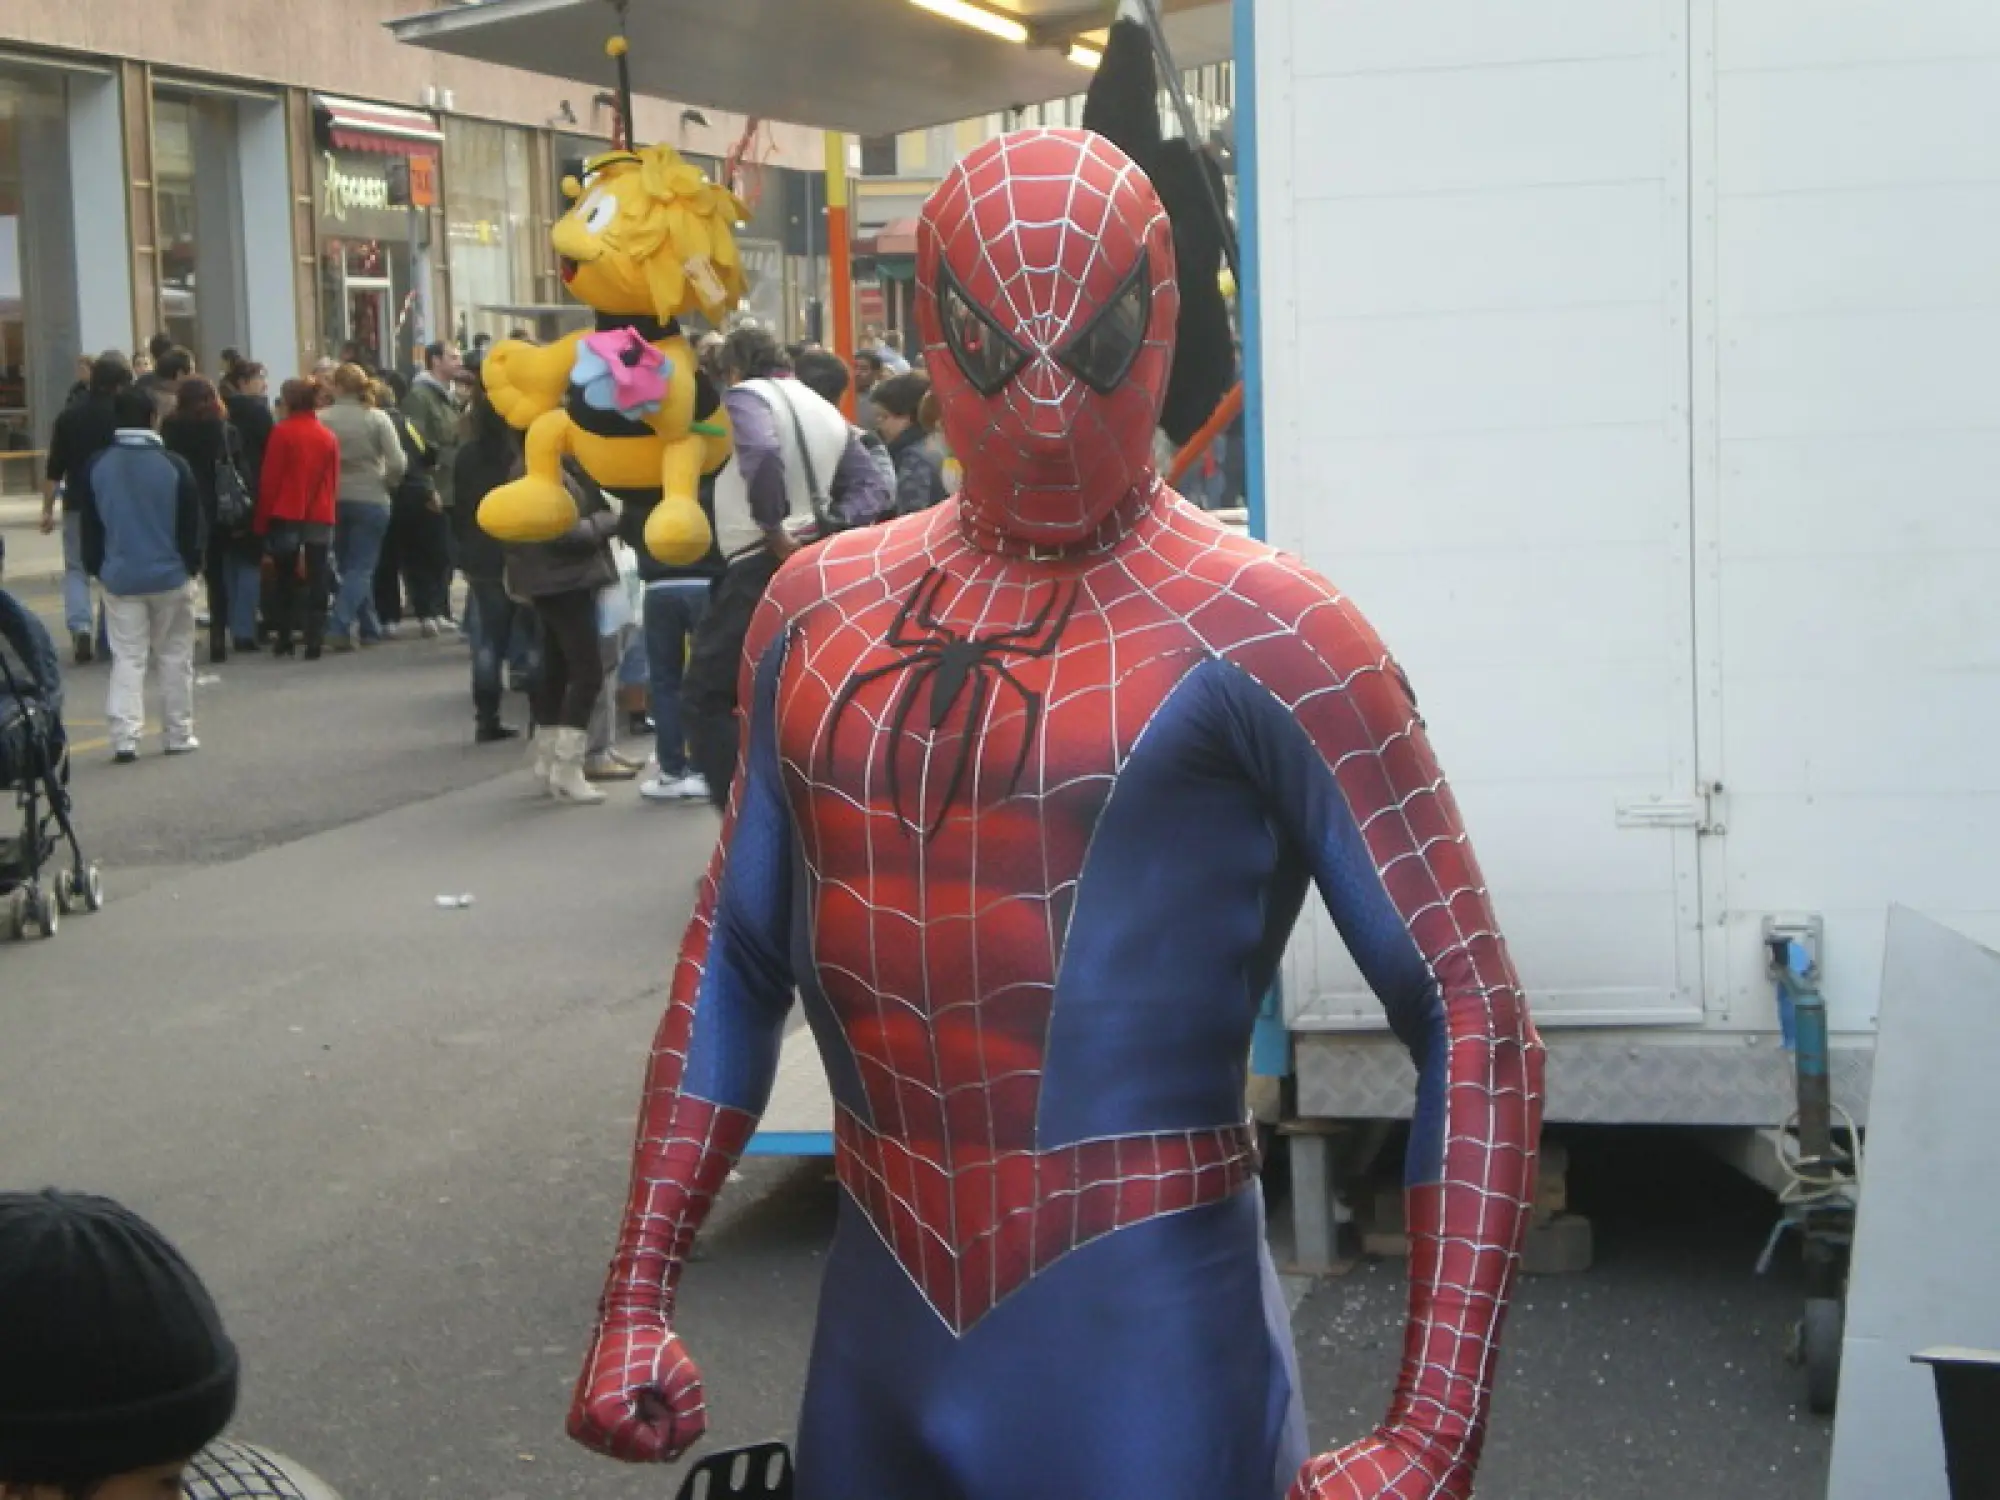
[567, 1317, 709, 1464]
[1289, 1433, 1465, 1500]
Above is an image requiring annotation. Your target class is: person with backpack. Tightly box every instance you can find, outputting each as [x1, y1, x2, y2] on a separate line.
[254, 380, 341, 660]
[72, 389, 204, 761]
[372, 374, 450, 636]
[162, 377, 258, 663]
[793, 349, 898, 520]
[676, 329, 892, 809]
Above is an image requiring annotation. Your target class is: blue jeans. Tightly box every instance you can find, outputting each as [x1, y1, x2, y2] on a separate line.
[644, 579, 708, 776]
[61, 508, 94, 635]
[330, 502, 391, 639]
[468, 578, 533, 726]
[226, 553, 261, 641]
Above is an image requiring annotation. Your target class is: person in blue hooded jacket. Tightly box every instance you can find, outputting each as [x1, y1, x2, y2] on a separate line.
[73, 388, 204, 762]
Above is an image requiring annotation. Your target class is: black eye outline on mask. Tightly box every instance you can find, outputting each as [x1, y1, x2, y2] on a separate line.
[1055, 252, 1152, 396]
[937, 263, 1030, 397]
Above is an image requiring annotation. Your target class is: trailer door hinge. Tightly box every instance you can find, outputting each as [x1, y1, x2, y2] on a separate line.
[1616, 783, 1728, 835]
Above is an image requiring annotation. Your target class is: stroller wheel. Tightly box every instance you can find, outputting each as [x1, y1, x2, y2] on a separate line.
[83, 864, 104, 912]
[5, 889, 22, 941]
[21, 881, 57, 939]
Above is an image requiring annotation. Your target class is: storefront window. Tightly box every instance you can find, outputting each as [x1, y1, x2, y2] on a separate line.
[0, 67, 67, 458]
[153, 87, 265, 372]
[444, 119, 533, 345]
[314, 148, 417, 371]
[152, 94, 199, 355]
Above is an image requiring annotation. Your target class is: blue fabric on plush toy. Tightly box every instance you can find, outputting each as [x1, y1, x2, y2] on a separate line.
[571, 328, 669, 420]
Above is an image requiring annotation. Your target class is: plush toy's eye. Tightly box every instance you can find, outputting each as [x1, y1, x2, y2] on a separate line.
[578, 190, 618, 235]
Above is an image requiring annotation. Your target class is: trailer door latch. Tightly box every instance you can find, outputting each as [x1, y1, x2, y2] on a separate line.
[1615, 783, 1728, 835]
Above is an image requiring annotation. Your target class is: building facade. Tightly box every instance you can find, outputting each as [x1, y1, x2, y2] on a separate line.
[0, 0, 820, 455]
[849, 62, 1237, 339]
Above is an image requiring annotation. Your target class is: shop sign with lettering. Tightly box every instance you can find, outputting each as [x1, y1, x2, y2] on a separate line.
[322, 151, 393, 222]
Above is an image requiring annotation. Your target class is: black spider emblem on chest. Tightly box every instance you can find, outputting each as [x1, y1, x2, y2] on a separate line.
[825, 567, 1079, 841]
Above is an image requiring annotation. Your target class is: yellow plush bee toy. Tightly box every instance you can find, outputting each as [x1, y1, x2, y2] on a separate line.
[477, 40, 745, 565]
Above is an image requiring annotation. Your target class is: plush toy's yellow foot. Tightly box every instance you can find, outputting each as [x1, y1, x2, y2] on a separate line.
[644, 494, 715, 567]
[479, 476, 578, 544]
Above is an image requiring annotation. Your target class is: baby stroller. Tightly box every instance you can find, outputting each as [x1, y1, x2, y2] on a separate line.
[0, 586, 101, 939]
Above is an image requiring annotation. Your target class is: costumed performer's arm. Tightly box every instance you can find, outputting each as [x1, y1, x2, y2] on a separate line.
[1224, 571, 1544, 1500]
[569, 587, 799, 1465]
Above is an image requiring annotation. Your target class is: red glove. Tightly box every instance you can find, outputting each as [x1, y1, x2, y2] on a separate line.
[567, 1316, 708, 1463]
[1289, 1433, 1465, 1500]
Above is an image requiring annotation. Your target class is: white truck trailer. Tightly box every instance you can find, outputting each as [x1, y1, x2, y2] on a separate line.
[1248, 0, 1999, 1137]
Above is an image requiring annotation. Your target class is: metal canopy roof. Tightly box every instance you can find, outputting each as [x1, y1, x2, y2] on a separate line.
[388, 0, 1232, 140]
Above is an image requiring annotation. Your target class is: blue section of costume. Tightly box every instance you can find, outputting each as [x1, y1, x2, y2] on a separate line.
[796, 1187, 1305, 1500]
[1206, 663, 1449, 1184]
[1040, 663, 1307, 1148]
[1040, 660, 1445, 1179]
[680, 635, 796, 1110]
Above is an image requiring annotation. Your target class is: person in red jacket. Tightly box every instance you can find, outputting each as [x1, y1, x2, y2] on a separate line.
[255, 379, 340, 659]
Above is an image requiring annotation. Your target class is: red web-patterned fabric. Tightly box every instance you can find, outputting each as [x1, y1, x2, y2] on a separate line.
[918, 129, 1178, 549]
[755, 492, 1541, 1439]
[836, 1113, 1258, 1334]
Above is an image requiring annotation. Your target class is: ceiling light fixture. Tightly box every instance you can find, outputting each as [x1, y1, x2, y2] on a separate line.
[1065, 43, 1103, 68]
[908, 0, 1030, 45]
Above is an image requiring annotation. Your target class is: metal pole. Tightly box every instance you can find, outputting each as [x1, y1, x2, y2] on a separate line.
[1134, 0, 1241, 288]
[803, 169, 819, 344]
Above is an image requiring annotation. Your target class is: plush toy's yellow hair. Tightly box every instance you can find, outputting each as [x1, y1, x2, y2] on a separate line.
[588, 144, 749, 325]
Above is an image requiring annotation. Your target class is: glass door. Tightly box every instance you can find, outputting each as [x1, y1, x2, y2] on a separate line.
[344, 276, 392, 372]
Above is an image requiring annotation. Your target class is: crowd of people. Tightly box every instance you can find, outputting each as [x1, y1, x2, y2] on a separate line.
[29, 323, 943, 796]
[32, 317, 1228, 789]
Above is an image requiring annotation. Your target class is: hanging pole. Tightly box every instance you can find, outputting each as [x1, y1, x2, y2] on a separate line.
[1134, 0, 1241, 288]
[824, 130, 855, 419]
[607, 1, 635, 149]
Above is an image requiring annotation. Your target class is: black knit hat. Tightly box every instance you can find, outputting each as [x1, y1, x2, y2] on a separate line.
[0, 1189, 239, 1484]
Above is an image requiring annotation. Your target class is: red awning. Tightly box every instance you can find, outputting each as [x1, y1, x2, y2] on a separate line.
[315, 93, 443, 159]
[867, 217, 920, 257]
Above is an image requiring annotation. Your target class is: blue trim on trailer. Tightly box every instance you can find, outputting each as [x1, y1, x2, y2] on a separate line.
[1235, 0, 1266, 545]
[743, 1130, 836, 1157]
[1235, 0, 1289, 1080]
[1250, 985, 1291, 1079]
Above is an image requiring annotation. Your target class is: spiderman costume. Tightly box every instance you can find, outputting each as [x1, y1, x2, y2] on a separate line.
[570, 129, 1545, 1499]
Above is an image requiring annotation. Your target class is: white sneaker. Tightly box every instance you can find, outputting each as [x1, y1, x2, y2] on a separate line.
[165, 737, 200, 755]
[419, 618, 440, 639]
[640, 772, 710, 803]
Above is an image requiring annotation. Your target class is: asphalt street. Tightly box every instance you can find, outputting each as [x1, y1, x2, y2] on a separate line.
[0, 532, 1833, 1500]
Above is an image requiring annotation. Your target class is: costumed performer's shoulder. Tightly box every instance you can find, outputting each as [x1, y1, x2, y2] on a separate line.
[761, 507, 946, 643]
[1153, 488, 1402, 702]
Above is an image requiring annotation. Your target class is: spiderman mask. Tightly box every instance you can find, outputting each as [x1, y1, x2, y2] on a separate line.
[917, 129, 1179, 551]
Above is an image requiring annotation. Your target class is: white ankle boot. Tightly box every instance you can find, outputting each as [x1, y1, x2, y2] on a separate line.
[529, 731, 555, 792]
[548, 727, 606, 804]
